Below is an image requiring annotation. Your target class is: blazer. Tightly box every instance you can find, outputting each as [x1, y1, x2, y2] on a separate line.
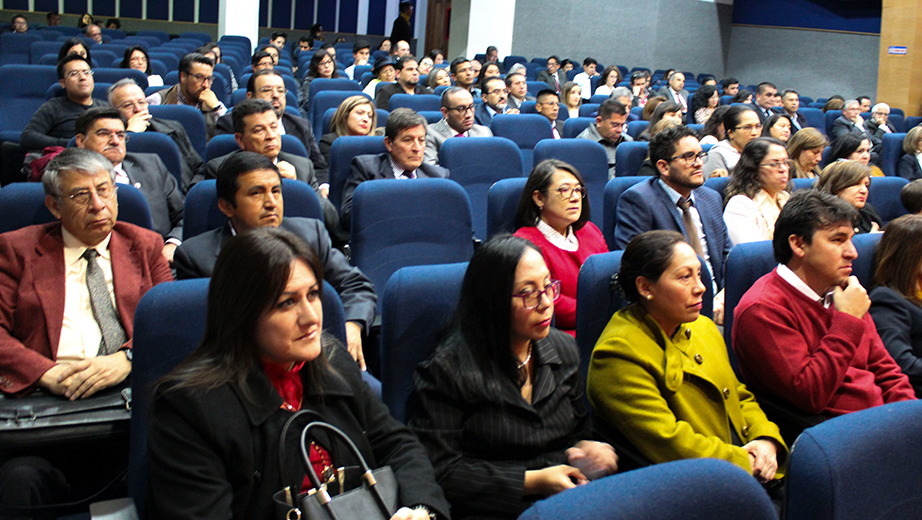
[657, 87, 689, 109]
[536, 70, 566, 92]
[829, 116, 878, 143]
[785, 111, 809, 132]
[146, 117, 204, 193]
[121, 152, 185, 242]
[411, 329, 589, 519]
[375, 83, 435, 110]
[423, 118, 493, 165]
[173, 218, 376, 330]
[473, 103, 495, 127]
[869, 286, 922, 396]
[587, 306, 786, 473]
[340, 153, 450, 230]
[506, 94, 535, 111]
[898, 153, 922, 181]
[147, 343, 450, 520]
[867, 119, 898, 139]
[749, 103, 776, 123]
[0, 222, 172, 395]
[215, 112, 329, 186]
[613, 178, 731, 287]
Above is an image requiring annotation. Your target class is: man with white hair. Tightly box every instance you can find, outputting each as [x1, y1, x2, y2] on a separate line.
[830, 99, 870, 140]
[867, 103, 897, 136]
[609, 86, 633, 108]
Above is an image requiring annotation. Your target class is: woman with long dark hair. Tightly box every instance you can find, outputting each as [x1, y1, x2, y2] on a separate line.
[120, 45, 163, 87]
[299, 49, 339, 108]
[723, 137, 791, 244]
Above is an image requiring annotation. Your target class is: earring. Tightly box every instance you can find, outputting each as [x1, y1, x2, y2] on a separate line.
[646, 294, 653, 300]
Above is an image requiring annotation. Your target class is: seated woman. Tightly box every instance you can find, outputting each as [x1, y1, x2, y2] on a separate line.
[870, 214, 922, 396]
[816, 159, 882, 233]
[411, 235, 618, 520]
[588, 230, 786, 480]
[121, 45, 163, 87]
[418, 56, 434, 77]
[730, 89, 752, 105]
[786, 127, 826, 179]
[636, 119, 683, 177]
[697, 105, 729, 146]
[637, 101, 682, 141]
[594, 66, 622, 97]
[147, 228, 449, 520]
[513, 160, 607, 335]
[319, 95, 378, 164]
[427, 68, 451, 90]
[561, 81, 582, 120]
[689, 84, 719, 125]
[822, 98, 844, 113]
[57, 37, 92, 64]
[641, 95, 666, 120]
[723, 137, 791, 244]
[761, 114, 792, 143]
[828, 132, 884, 177]
[703, 105, 761, 178]
[480, 62, 501, 82]
[300, 49, 339, 108]
[898, 126, 922, 181]
[364, 55, 397, 97]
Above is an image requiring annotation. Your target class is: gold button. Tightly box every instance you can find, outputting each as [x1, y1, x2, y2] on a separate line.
[685, 328, 692, 339]
[722, 387, 730, 399]
[742, 425, 750, 437]
[694, 354, 703, 364]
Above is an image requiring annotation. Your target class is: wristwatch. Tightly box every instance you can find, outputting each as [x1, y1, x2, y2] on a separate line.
[119, 347, 133, 362]
[413, 505, 437, 520]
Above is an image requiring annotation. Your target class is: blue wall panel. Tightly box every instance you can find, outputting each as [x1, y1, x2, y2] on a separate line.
[271, 0, 293, 29]
[173, 0, 194, 22]
[200, 0, 219, 24]
[34, 0, 58, 13]
[4, 0, 28, 10]
[119, 0, 142, 20]
[337, 0, 358, 34]
[63, 0, 89, 16]
[316, 0, 336, 33]
[732, 0, 881, 34]
[293, 0, 315, 30]
[367, 0, 385, 35]
[147, 0, 169, 21]
[259, 0, 269, 28]
[94, 0, 116, 17]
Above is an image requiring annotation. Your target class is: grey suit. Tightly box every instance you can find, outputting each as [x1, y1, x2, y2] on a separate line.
[146, 117, 204, 193]
[506, 94, 535, 110]
[120, 152, 185, 242]
[536, 70, 566, 92]
[423, 119, 493, 165]
[657, 87, 689, 110]
[173, 217, 376, 330]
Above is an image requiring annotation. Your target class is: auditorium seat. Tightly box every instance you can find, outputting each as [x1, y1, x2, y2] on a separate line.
[563, 117, 593, 138]
[868, 176, 909, 223]
[0, 64, 58, 131]
[148, 105, 208, 159]
[387, 93, 440, 112]
[798, 108, 825, 134]
[0, 32, 42, 64]
[825, 110, 843, 136]
[626, 120, 648, 139]
[614, 141, 648, 177]
[92, 68, 150, 90]
[578, 103, 600, 117]
[880, 132, 907, 177]
[490, 114, 553, 174]
[486, 177, 527, 237]
[533, 139, 609, 232]
[305, 77, 361, 111]
[602, 176, 647, 250]
[526, 81, 546, 98]
[125, 132, 184, 190]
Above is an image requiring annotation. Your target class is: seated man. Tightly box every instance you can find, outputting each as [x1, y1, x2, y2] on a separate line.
[657, 72, 688, 114]
[576, 99, 632, 178]
[147, 53, 228, 141]
[344, 39, 370, 80]
[108, 78, 204, 192]
[535, 89, 564, 139]
[21, 55, 106, 152]
[250, 50, 274, 72]
[857, 96, 872, 113]
[75, 108, 184, 263]
[573, 57, 599, 101]
[85, 23, 103, 43]
[341, 108, 449, 229]
[830, 99, 873, 141]
[722, 77, 740, 98]
[376, 55, 434, 110]
[867, 103, 898, 137]
[474, 76, 519, 127]
[536, 55, 566, 93]
[173, 151, 375, 368]
[0, 148, 171, 510]
[780, 89, 808, 132]
[424, 87, 492, 165]
[733, 190, 915, 415]
[749, 82, 778, 123]
[215, 69, 329, 194]
[449, 57, 477, 96]
[613, 124, 730, 319]
[504, 72, 534, 110]
[10, 14, 27, 33]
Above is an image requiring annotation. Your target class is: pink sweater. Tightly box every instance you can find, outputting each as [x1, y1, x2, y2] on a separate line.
[514, 223, 608, 335]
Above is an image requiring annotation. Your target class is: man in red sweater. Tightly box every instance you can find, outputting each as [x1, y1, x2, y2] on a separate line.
[733, 190, 915, 416]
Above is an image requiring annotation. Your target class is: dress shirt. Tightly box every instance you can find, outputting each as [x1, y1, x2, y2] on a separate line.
[536, 219, 578, 252]
[658, 179, 713, 278]
[59, 228, 115, 363]
[776, 263, 831, 308]
[670, 88, 687, 111]
[388, 156, 416, 179]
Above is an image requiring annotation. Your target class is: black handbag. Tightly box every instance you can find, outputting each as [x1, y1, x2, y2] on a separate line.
[273, 410, 398, 520]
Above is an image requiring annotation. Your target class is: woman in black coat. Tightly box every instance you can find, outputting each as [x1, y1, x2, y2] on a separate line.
[147, 224, 449, 520]
[898, 127, 922, 181]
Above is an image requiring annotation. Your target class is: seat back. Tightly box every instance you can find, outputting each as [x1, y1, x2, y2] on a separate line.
[306, 77, 361, 110]
[563, 117, 593, 139]
[126, 132, 184, 190]
[880, 132, 907, 177]
[439, 136, 523, 240]
[534, 139, 610, 231]
[387, 93, 440, 112]
[327, 135, 387, 210]
[148, 105, 207, 159]
[0, 64, 58, 131]
[723, 240, 774, 372]
[490, 114, 553, 174]
[868, 175, 909, 223]
[626, 120, 649, 139]
[825, 110, 843, 136]
[0, 182, 152, 233]
[92, 67, 149, 90]
[0, 33, 42, 64]
[380, 262, 468, 422]
[486, 177, 528, 238]
[602, 176, 648, 250]
[798, 108, 825, 133]
[614, 141, 649, 177]
[704, 177, 730, 202]
[204, 134, 240, 162]
[578, 103, 601, 117]
[526, 81, 546, 97]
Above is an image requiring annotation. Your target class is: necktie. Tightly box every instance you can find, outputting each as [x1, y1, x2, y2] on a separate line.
[455, 132, 466, 137]
[676, 91, 687, 111]
[676, 198, 704, 256]
[554, 75, 560, 92]
[83, 249, 127, 355]
[552, 125, 560, 139]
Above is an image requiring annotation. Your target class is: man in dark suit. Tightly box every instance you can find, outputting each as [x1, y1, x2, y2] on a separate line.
[536, 55, 566, 93]
[75, 108, 185, 264]
[173, 151, 376, 369]
[474, 76, 519, 127]
[108, 79, 205, 193]
[215, 69, 329, 192]
[867, 103, 899, 137]
[341, 108, 449, 230]
[830, 99, 880, 146]
[390, 1, 413, 50]
[375, 55, 434, 110]
[505, 72, 535, 110]
[0, 148, 172, 508]
[656, 72, 689, 114]
[780, 89, 809, 132]
[535, 89, 564, 139]
[424, 87, 492, 165]
[614, 125, 732, 321]
[749, 82, 779, 123]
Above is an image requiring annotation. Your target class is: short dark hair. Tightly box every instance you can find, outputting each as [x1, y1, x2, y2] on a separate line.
[756, 82, 777, 95]
[394, 55, 417, 70]
[857, 95, 870, 104]
[246, 68, 283, 93]
[399, 1, 413, 13]
[270, 31, 287, 41]
[481, 76, 505, 96]
[782, 89, 799, 99]
[353, 39, 370, 54]
[299, 34, 312, 44]
[75, 107, 126, 136]
[180, 53, 214, 75]
[901, 180, 922, 214]
[449, 57, 469, 75]
[582, 57, 598, 67]
[515, 159, 591, 230]
[11, 14, 26, 24]
[216, 151, 280, 206]
[597, 99, 627, 119]
[618, 230, 687, 303]
[649, 125, 698, 178]
[827, 132, 869, 163]
[504, 73, 525, 88]
[486, 45, 497, 55]
[56, 53, 90, 80]
[232, 99, 275, 134]
[721, 77, 739, 90]
[384, 107, 426, 140]
[250, 50, 271, 67]
[536, 89, 558, 103]
[772, 190, 858, 264]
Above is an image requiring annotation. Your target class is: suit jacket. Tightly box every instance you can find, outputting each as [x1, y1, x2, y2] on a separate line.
[375, 83, 434, 110]
[423, 118, 493, 165]
[173, 218, 376, 330]
[536, 69, 566, 92]
[147, 117, 204, 193]
[340, 153, 450, 230]
[613, 178, 731, 287]
[898, 153, 922, 181]
[551, 118, 564, 138]
[869, 286, 922, 396]
[506, 94, 535, 110]
[121, 152, 185, 242]
[749, 103, 776, 123]
[657, 87, 689, 109]
[785, 111, 809, 132]
[215, 111, 329, 185]
[867, 119, 898, 140]
[0, 222, 172, 395]
[473, 103, 499, 127]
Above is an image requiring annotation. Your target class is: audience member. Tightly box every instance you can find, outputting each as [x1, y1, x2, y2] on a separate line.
[319, 95, 378, 164]
[364, 54, 396, 97]
[594, 66, 622, 97]
[450, 57, 477, 95]
[857, 96, 872, 113]
[340, 108, 449, 229]
[469, 59, 482, 83]
[750, 82, 778, 122]
[761, 114, 793, 142]
[733, 189, 915, 415]
[297, 34, 313, 53]
[560, 81, 582, 119]
[780, 90, 808, 131]
[698, 105, 729, 146]
[484, 45, 499, 64]
[573, 58, 599, 102]
[427, 67, 451, 90]
[513, 160, 607, 335]
[828, 132, 883, 176]
[429, 48, 444, 64]
[120, 45, 163, 87]
[479, 62, 501, 87]
[723, 137, 791, 244]
[900, 179, 922, 214]
[560, 58, 574, 73]
[147, 53, 227, 141]
[657, 72, 689, 114]
[629, 71, 650, 107]
[10, 14, 27, 33]
[57, 37, 91, 64]
[425, 87, 492, 165]
[576, 99, 632, 178]
[261, 44, 281, 65]
[588, 230, 785, 481]
[298, 49, 339, 110]
[411, 235, 617, 519]
[689, 84, 718, 124]
[722, 77, 740, 97]
[418, 56, 434, 76]
[816, 160, 882, 234]
[787, 127, 827, 179]
[46, 10, 60, 26]
[641, 96, 666, 120]
[609, 86, 633, 108]
[77, 13, 93, 29]
[106, 18, 120, 29]
[830, 99, 875, 143]
[867, 103, 898, 137]
[376, 55, 434, 110]
[84, 23, 103, 44]
[898, 127, 922, 180]
[822, 97, 844, 113]
[392, 40, 411, 59]
[505, 72, 534, 110]
[250, 50, 274, 72]
[198, 42, 237, 90]
[535, 89, 564, 139]
[390, 1, 413, 48]
[343, 39, 371, 80]
[637, 101, 682, 141]
[702, 105, 760, 178]
[731, 89, 752, 105]
[22, 55, 105, 151]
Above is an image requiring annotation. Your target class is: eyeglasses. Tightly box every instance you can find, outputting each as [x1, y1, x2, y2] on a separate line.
[67, 184, 117, 205]
[319, 59, 335, 67]
[187, 73, 215, 83]
[551, 184, 586, 199]
[129, 56, 147, 64]
[669, 151, 708, 165]
[66, 69, 94, 79]
[117, 99, 148, 111]
[538, 101, 559, 107]
[448, 104, 475, 114]
[759, 159, 793, 171]
[513, 280, 561, 309]
[487, 88, 509, 96]
[735, 124, 763, 132]
[258, 87, 288, 96]
[93, 129, 129, 141]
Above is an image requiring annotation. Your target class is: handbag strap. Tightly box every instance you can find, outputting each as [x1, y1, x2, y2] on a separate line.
[277, 409, 326, 500]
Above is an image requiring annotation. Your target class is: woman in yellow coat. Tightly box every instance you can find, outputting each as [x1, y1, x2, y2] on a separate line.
[587, 230, 787, 482]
